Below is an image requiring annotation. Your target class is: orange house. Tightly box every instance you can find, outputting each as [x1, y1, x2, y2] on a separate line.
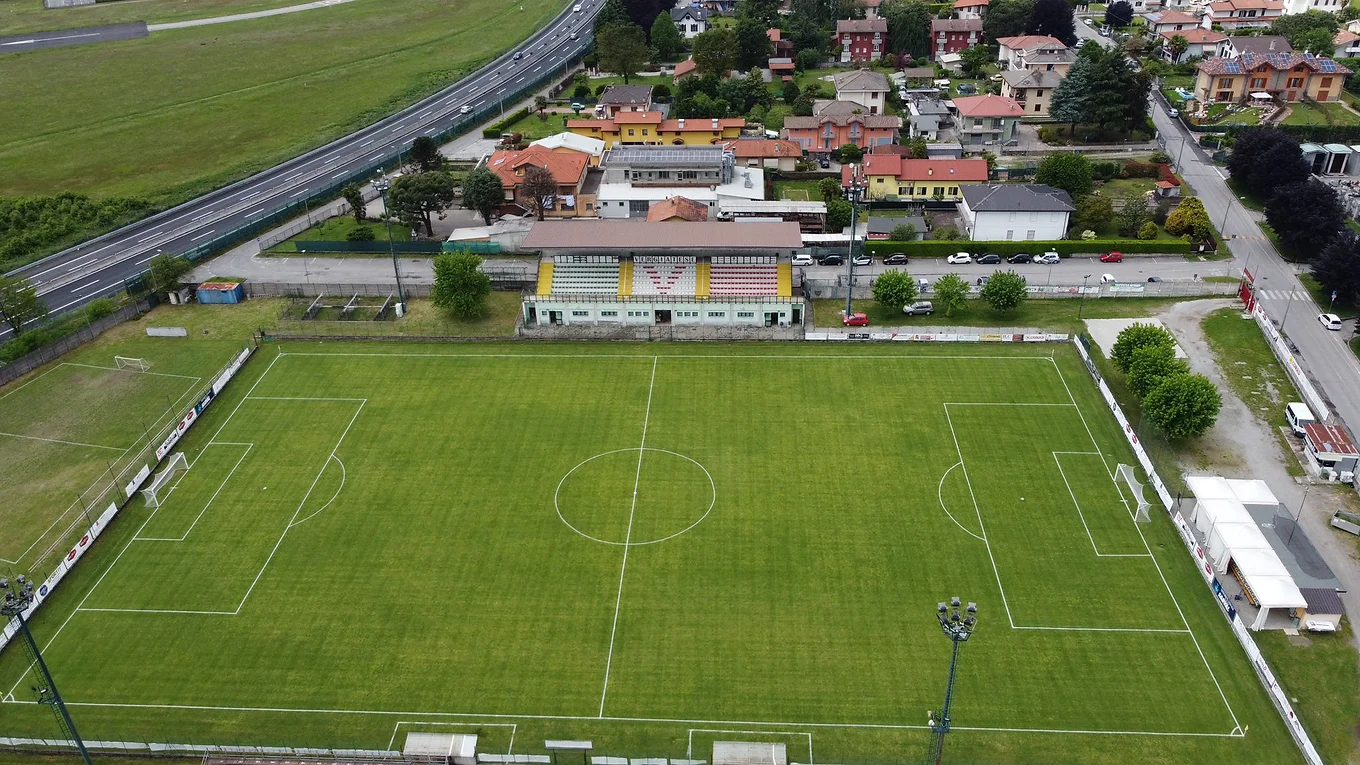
[485, 145, 592, 217]
[1195, 52, 1352, 103]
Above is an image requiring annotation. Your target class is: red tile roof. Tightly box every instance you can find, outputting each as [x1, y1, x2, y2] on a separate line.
[847, 155, 989, 183]
[836, 18, 888, 33]
[954, 0, 989, 7]
[673, 58, 697, 78]
[721, 138, 804, 158]
[1209, 0, 1283, 11]
[951, 94, 1026, 117]
[521, 220, 804, 250]
[1335, 29, 1360, 45]
[1162, 28, 1226, 43]
[647, 196, 709, 222]
[996, 34, 1065, 51]
[486, 145, 588, 188]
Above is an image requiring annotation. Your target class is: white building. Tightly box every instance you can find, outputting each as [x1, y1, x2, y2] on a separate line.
[832, 68, 891, 115]
[670, 6, 709, 38]
[958, 183, 1074, 241]
[592, 145, 764, 218]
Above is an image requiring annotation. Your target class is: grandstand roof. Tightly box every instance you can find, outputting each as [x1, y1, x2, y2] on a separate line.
[522, 220, 803, 251]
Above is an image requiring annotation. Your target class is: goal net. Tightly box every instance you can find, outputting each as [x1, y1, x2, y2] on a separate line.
[1115, 463, 1152, 523]
[115, 356, 150, 372]
[141, 452, 188, 508]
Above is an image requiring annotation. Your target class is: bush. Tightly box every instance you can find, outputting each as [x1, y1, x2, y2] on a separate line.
[1120, 162, 1161, 179]
[482, 107, 531, 138]
[346, 225, 376, 242]
[84, 298, 117, 320]
[653, 83, 672, 102]
[1137, 221, 1158, 240]
[1091, 162, 1121, 181]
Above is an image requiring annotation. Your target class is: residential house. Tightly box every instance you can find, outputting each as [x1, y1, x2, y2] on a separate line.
[1195, 51, 1352, 103]
[485, 145, 593, 217]
[833, 68, 891, 114]
[900, 66, 937, 85]
[862, 0, 884, 17]
[1283, 0, 1344, 12]
[836, 18, 888, 63]
[938, 51, 964, 72]
[529, 132, 606, 166]
[767, 27, 795, 57]
[597, 85, 653, 119]
[781, 112, 902, 153]
[1163, 28, 1227, 62]
[673, 58, 698, 82]
[996, 35, 1065, 69]
[647, 196, 709, 221]
[568, 113, 746, 145]
[951, 94, 1025, 148]
[1207, 0, 1284, 31]
[769, 57, 796, 80]
[720, 138, 805, 171]
[958, 183, 1075, 240]
[906, 97, 951, 139]
[931, 18, 983, 60]
[1335, 30, 1360, 59]
[953, 0, 989, 19]
[1217, 35, 1291, 58]
[1018, 44, 1075, 74]
[594, 144, 764, 218]
[1142, 9, 1204, 36]
[670, 6, 709, 38]
[848, 155, 990, 199]
[1000, 69, 1063, 116]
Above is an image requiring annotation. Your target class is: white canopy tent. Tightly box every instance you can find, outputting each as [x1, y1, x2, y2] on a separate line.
[1224, 478, 1279, 511]
[1192, 496, 1250, 535]
[1206, 520, 1273, 571]
[1186, 475, 1234, 501]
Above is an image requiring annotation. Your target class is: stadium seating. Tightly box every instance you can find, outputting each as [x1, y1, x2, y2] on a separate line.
[550, 261, 621, 294]
[708, 263, 779, 296]
[633, 261, 697, 296]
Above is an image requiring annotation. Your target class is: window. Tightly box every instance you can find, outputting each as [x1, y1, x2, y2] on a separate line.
[1026, 230, 1036, 240]
[571, 310, 589, 317]
[1036, 89, 1044, 97]
[934, 186, 944, 196]
[1288, 77, 1304, 88]
[1035, 103, 1042, 112]
[948, 186, 958, 195]
[707, 311, 725, 317]
[876, 177, 884, 183]
[1005, 229, 1014, 240]
[1321, 77, 1334, 88]
[973, 118, 984, 128]
[1250, 77, 1266, 88]
[1218, 77, 1233, 89]
[601, 310, 618, 317]
[737, 311, 755, 318]
[628, 128, 635, 136]
[681, 170, 698, 179]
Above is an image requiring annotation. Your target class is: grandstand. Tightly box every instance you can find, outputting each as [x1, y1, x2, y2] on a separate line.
[709, 256, 781, 297]
[550, 256, 621, 295]
[633, 257, 697, 296]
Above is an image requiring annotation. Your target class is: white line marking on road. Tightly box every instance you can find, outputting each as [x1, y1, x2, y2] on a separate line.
[360, 139, 375, 147]
[71, 279, 102, 293]
[190, 211, 215, 222]
[1, 32, 99, 45]
[332, 171, 346, 178]
[190, 231, 214, 242]
[245, 207, 266, 217]
[291, 189, 308, 197]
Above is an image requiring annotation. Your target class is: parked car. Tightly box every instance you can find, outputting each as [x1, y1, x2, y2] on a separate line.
[1319, 312, 1344, 330]
[852, 254, 873, 266]
[883, 253, 909, 265]
[843, 312, 869, 326]
[917, 277, 931, 292]
[1007, 253, 1032, 264]
[1100, 273, 1116, 284]
[903, 301, 934, 316]
[1100, 251, 1123, 263]
[946, 252, 972, 264]
[976, 275, 990, 286]
[818, 254, 844, 266]
[1033, 252, 1060, 265]
[977, 253, 1001, 264]
[791, 254, 814, 266]
[1147, 276, 1162, 283]
[817, 155, 831, 168]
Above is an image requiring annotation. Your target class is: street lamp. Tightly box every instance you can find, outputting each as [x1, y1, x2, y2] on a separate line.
[1077, 274, 1093, 320]
[844, 162, 867, 320]
[1, 576, 94, 765]
[927, 597, 978, 765]
[372, 174, 407, 309]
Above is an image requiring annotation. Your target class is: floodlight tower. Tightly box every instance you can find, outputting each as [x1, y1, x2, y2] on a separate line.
[1, 576, 94, 765]
[927, 596, 977, 765]
[844, 163, 867, 320]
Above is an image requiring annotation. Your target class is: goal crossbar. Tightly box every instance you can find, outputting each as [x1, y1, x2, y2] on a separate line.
[115, 356, 151, 372]
[1115, 463, 1152, 523]
[142, 452, 188, 508]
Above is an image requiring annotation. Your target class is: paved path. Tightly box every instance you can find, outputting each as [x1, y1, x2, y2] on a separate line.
[146, 0, 356, 31]
[0, 22, 146, 54]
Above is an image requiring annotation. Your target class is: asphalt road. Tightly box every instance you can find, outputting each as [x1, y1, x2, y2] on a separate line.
[2, 0, 600, 339]
[799, 253, 1232, 283]
[0, 22, 147, 54]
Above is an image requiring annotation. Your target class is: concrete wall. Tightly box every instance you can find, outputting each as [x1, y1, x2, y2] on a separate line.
[519, 322, 804, 340]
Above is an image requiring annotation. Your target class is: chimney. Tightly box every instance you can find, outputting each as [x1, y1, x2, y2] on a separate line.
[712, 118, 720, 129]
[1269, 38, 1275, 51]
[678, 118, 685, 128]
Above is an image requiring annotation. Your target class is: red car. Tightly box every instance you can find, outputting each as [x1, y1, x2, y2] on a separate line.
[1100, 252, 1123, 263]
[842, 312, 869, 326]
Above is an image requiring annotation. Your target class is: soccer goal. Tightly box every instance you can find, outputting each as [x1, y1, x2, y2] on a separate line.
[115, 356, 151, 372]
[1115, 463, 1152, 523]
[141, 453, 188, 508]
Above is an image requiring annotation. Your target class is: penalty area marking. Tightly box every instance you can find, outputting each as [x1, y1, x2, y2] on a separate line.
[687, 729, 812, 765]
[387, 721, 517, 753]
[936, 462, 984, 542]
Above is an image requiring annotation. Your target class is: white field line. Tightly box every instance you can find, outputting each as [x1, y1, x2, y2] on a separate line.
[277, 353, 1060, 361]
[687, 730, 812, 764]
[0, 431, 127, 451]
[288, 455, 345, 529]
[1051, 452, 1149, 559]
[936, 462, 984, 542]
[134, 444, 254, 542]
[1048, 357, 1243, 735]
[942, 404, 1014, 629]
[386, 722, 517, 753]
[0, 699, 1244, 739]
[599, 356, 658, 718]
[63, 362, 201, 381]
[0, 363, 65, 401]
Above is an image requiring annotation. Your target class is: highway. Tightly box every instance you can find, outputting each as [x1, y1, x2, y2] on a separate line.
[3, 0, 600, 340]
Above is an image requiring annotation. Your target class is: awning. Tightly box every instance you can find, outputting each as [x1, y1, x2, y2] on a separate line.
[1250, 92, 1272, 99]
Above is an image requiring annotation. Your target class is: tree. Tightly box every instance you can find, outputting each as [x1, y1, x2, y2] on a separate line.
[1143, 373, 1222, 439]
[1026, 0, 1076, 46]
[1110, 321, 1175, 373]
[147, 253, 191, 296]
[984, 0, 1033, 42]
[890, 223, 918, 240]
[519, 165, 559, 221]
[959, 45, 992, 77]
[933, 273, 969, 317]
[1085, 43, 1149, 131]
[341, 183, 365, 223]
[1311, 231, 1360, 312]
[346, 225, 375, 241]
[1127, 343, 1189, 398]
[1227, 128, 1311, 201]
[409, 136, 444, 172]
[1294, 27, 1338, 55]
[1049, 53, 1093, 133]
[1034, 153, 1093, 199]
[650, 12, 683, 60]
[1271, 9, 1339, 49]
[1114, 197, 1149, 238]
[1104, 0, 1133, 27]
[819, 176, 844, 202]
[872, 269, 920, 310]
[534, 95, 549, 118]
[388, 170, 458, 236]
[594, 0, 630, 33]
[1166, 33, 1189, 63]
[432, 250, 491, 319]
[1071, 195, 1113, 234]
[1137, 221, 1158, 240]
[1164, 195, 1211, 239]
[0, 277, 46, 336]
[881, 0, 933, 57]
[783, 80, 801, 106]
[908, 135, 929, 158]
[979, 270, 1028, 312]
[827, 198, 852, 231]
[691, 27, 737, 75]
[735, 16, 773, 71]
[839, 143, 864, 163]
[1265, 182, 1346, 256]
[792, 92, 816, 115]
[596, 22, 650, 82]
[461, 166, 505, 225]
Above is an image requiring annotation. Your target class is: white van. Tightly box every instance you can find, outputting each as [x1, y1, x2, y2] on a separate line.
[1100, 273, 1116, 284]
[1286, 402, 1316, 436]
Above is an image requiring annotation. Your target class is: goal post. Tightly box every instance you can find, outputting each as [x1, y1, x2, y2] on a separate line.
[115, 356, 150, 372]
[141, 452, 188, 508]
[1115, 463, 1152, 523]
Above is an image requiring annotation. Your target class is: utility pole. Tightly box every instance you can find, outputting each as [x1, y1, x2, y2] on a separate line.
[1077, 274, 1092, 319]
[372, 174, 407, 310]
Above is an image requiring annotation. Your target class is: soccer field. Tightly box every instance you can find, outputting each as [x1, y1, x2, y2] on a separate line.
[0, 343, 1302, 764]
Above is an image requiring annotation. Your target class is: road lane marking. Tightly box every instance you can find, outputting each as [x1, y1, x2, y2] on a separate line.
[71, 279, 102, 293]
[190, 231, 214, 242]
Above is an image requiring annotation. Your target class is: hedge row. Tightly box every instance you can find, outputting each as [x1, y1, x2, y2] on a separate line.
[861, 239, 1194, 257]
[482, 107, 531, 138]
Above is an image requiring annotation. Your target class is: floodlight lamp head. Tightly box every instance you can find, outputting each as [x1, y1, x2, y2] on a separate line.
[967, 602, 977, 614]
[938, 602, 947, 613]
[964, 616, 975, 628]
[950, 610, 960, 623]
[951, 596, 961, 608]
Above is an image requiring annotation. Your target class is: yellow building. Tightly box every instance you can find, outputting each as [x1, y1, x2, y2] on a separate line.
[1195, 52, 1352, 104]
[568, 112, 745, 146]
[852, 155, 990, 200]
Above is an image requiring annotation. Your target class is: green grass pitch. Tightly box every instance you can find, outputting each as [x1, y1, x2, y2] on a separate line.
[0, 343, 1304, 764]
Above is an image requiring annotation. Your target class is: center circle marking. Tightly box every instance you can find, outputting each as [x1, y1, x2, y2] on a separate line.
[554, 447, 715, 545]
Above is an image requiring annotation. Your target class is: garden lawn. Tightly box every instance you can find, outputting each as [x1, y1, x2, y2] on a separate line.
[1282, 102, 1360, 126]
